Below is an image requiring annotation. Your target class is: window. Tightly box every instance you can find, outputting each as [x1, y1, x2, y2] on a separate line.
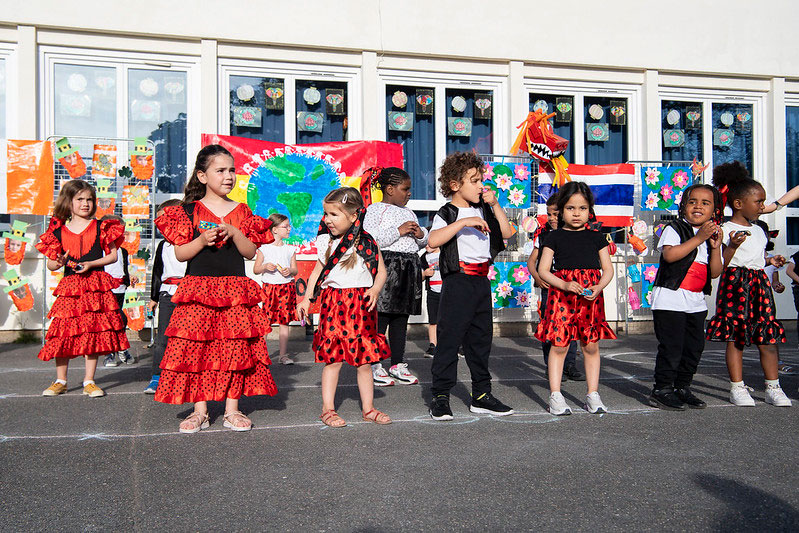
[42, 48, 197, 193]
[583, 96, 628, 165]
[386, 85, 436, 200]
[785, 104, 799, 244]
[445, 88, 493, 156]
[711, 102, 753, 170]
[0, 57, 6, 139]
[528, 93, 574, 163]
[660, 100, 703, 163]
[228, 75, 285, 142]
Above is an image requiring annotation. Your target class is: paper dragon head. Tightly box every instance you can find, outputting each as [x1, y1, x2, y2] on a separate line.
[510, 110, 571, 187]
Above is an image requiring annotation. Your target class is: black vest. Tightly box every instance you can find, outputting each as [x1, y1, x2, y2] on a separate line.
[183, 203, 246, 277]
[652, 218, 712, 295]
[437, 201, 504, 278]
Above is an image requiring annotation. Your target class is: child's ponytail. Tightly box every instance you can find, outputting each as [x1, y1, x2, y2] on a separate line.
[711, 161, 761, 208]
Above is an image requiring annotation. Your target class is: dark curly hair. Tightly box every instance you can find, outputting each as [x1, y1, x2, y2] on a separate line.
[678, 184, 722, 224]
[555, 181, 595, 227]
[183, 144, 234, 204]
[375, 167, 410, 191]
[711, 160, 762, 208]
[438, 151, 485, 197]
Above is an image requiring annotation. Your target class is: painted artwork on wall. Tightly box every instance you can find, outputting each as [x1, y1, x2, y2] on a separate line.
[482, 161, 531, 209]
[641, 166, 692, 212]
[122, 185, 150, 218]
[640, 263, 659, 308]
[488, 261, 532, 309]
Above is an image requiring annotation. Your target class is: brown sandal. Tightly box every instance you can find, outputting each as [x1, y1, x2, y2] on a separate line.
[223, 410, 252, 432]
[179, 411, 210, 434]
[320, 409, 346, 428]
[362, 408, 392, 425]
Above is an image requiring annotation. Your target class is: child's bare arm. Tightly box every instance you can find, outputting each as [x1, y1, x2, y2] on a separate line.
[786, 263, 799, 285]
[253, 249, 265, 274]
[428, 218, 487, 248]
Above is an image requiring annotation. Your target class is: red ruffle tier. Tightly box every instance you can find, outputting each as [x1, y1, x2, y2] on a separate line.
[263, 282, 297, 325]
[39, 271, 129, 360]
[312, 287, 391, 366]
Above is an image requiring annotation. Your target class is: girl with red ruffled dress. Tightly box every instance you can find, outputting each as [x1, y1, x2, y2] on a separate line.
[154, 144, 277, 433]
[534, 181, 616, 416]
[297, 187, 392, 428]
[37, 179, 128, 398]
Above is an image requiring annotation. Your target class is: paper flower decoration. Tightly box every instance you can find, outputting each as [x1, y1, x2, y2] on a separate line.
[487, 265, 497, 282]
[643, 265, 658, 283]
[482, 162, 531, 209]
[495, 173, 513, 191]
[645, 167, 661, 186]
[645, 191, 659, 209]
[672, 170, 689, 189]
[67, 73, 87, 92]
[496, 281, 513, 298]
[451, 96, 467, 112]
[490, 262, 532, 308]
[514, 164, 530, 181]
[511, 265, 530, 284]
[391, 91, 408, 108]
[632, 220, 648, 238]
[303, 86, 321, 105]
[674, 191, 683, 206]
[139, 77, 159, 97]
[514, 290, 531, 307]
[660, 184, 673, 201]
[507, 186, 526, 207]
[483, 165, 494, 181]
[236, 84, 255, 101]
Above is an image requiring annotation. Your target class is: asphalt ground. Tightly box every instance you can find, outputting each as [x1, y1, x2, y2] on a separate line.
[1, 332, 798, 532]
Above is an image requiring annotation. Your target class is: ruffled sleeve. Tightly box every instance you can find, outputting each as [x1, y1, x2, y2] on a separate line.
[99, 219, 125, 253]
[239, 207, 275, 246]
[155, 205, 194, 246]
[35, 217, 64, 261]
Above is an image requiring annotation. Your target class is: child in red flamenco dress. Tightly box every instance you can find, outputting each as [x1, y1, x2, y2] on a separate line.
[37, 179, 128, 398]
[154, 144, 277, 433]
[534, 181, 616, 416]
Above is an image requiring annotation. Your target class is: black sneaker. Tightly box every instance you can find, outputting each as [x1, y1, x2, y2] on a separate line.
[430, 395, 453, 421]
[675, 387, 707, 409]
[469, 392, 514, 416]
[563, 363, 585, 381]
[424, 343, 436, 359]
[649, 388, 685, 411]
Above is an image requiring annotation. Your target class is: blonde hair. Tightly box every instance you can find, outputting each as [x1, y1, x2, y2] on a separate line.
[53, 179, 97, 220]
[322, 187, 363, 270]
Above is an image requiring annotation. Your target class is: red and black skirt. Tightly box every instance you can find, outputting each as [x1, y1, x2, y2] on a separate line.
[262, 282, 297, 325]
[534, 269, 616, 347]
[706, 267, 786, 346]
[313, 287, 391, 366]
[154, 275, 277, 405]
[39, 270, 129, 361]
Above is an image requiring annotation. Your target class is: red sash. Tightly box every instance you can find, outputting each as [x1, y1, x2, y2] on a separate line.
[679, 262, 707, 292]
[163, 277, 184, 285]
[459, 261, 490, 276]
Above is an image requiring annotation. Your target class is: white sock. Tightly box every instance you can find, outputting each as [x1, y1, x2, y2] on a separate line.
[83, 380, 95, 387]
[55, 379, 66, 385]
[765, 379, 780, 389]
[730, 380, 745, 389]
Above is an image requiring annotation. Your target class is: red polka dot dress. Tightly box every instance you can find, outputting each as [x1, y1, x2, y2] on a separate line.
[312, 234, 390, 366]
[153, 202, 277, 404]
[259, 242, 298, 326]
[36, 218, 129, 360]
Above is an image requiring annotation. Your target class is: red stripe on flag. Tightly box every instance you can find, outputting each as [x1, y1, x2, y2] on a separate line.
[564, 163, 635, 176]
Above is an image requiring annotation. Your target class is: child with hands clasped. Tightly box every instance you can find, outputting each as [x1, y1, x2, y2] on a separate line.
[534, 181, 616, 416]
[648, 185, 723, 411]
[297, 187, 392, 428]
[154, 145, 277, 433]
[706, 170, 791, 407]
[254, 213, 299, 365]
[36, 179, 129, 398]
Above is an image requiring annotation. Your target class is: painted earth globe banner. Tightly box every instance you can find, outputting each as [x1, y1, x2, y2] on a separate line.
[202, 134, 403, 246]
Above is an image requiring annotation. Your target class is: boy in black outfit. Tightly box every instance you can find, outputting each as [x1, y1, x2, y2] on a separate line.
[427, 152, 515, 420]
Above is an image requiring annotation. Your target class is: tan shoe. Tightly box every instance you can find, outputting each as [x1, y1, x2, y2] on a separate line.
[42, 382, 68, 396]
[82, 383, 105, 398]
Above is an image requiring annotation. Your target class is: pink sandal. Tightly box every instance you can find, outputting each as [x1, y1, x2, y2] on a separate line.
[320, 409, 347, 428]
[179, 412, 210, 434]
[362, 408, 392, 425]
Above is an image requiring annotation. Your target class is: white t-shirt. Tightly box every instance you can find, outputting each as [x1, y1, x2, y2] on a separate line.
[363, 202, 428, 253]
[159, 242, 186, 296]
[722, 221, 766, 270]
[651, 224, 709, 313]
[258, 242, 297, 285]
[424, 250, 442, 293]
[315, 234, 374, 289]
[105, 249, 127, 295]
[430, 206, 490, 264]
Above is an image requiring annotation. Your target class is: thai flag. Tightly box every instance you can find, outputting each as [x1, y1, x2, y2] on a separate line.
[537, 163, 635, 227]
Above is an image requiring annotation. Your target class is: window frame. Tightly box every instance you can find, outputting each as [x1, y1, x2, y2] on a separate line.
[218, 58, 362, 145]
[783, 97, 799, 245]
[377, 68, 509, 212]
[0, 43, 17, 138]
[523, 79, 642, 166]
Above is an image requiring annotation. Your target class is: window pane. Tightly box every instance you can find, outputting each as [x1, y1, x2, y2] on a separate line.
[661, 100, 703, 163]
[584, 96, 628, 165]
[529, 93, 574, 163]
[129, 69, 187, 193]
[54, 63, 116, 138]
[445, 89, 493, 155]
[295, 80, 347, 143]
[711, 102, 753, 172]
[0, 58, 6, 138]
[787, 217, 799, 246]
[229, 75, 285, 143]
[386, 85, 436, 200]
[786, 106, 799, 207]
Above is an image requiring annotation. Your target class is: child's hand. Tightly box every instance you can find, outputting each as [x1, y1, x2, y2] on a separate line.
[535, 279, 551, 289]
[264, 262, 278, 273]
[148, 300, 158, 312]
[75, 260, 91, 271]
[481, 187, 498, 207]
[770, 255, 786, 268]
[698, 221, 718, 242]
[773, 281, 786, 293]
[564, 281, 583, 294]
[216, 223, 236, 243]
[55, 253, 68, 268]
[297, 299, 310, 323]
[583, 285, 600, 301]
[201, 228, 220, 246]
[728, 231, 748, 248]
[462, 217, 490, 234]
[398, 221, 420, 237]
[278, 266, 291, 277]
[423, 267, 435, 277]
[709, 228, 723, 249]
[364, 287, 380, 312]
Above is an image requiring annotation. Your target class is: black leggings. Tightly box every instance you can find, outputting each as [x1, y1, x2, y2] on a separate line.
[378, 312, 409, 366]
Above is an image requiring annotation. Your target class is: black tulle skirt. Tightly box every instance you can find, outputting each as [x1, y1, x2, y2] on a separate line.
[377, 251, 422, 315]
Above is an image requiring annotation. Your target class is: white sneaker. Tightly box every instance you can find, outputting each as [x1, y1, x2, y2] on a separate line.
[548, 391, 572, 416]
[584, 391, 607, 414]
[371, 364, 395, 387]
[730, 385, 756, 406]
[388, 363, 419, 385]
[765, 386, 792, 407]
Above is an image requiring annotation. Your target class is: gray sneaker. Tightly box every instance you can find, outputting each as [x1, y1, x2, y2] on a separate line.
[103, 353, 118, 367]
[584, 391, 607, 414]
[548, 391, 572, 416]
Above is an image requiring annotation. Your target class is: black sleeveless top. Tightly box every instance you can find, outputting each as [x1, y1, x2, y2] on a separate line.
[183, 203, 246, 278]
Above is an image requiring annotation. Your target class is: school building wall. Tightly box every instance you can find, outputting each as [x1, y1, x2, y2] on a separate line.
[1, 0, 798, 332]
